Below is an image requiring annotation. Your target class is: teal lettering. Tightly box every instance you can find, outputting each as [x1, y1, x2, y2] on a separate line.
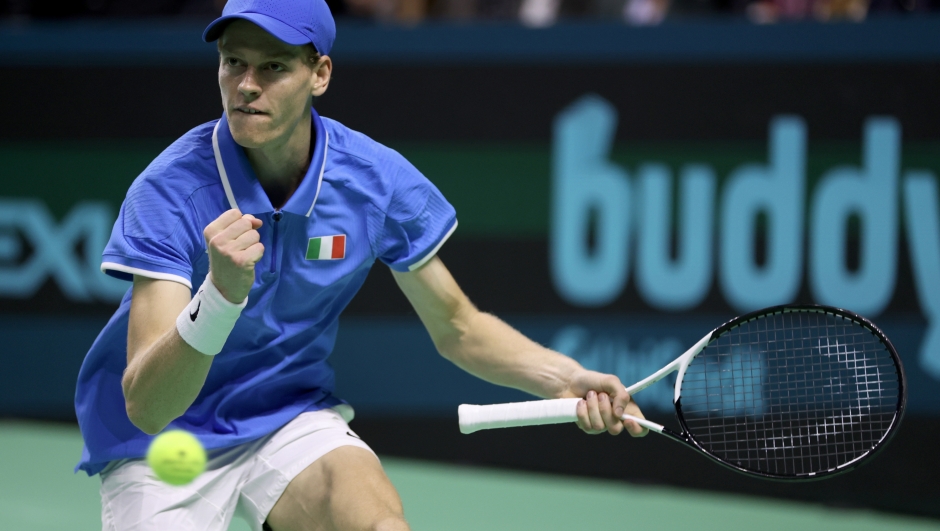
[903, 172, 940, 379]
[0, 199, 125, 303]
[636, 164, 716, 310]
[550, 95, 631, 306]
[719, 117, 806, 312]
[810, 118, 900, 316]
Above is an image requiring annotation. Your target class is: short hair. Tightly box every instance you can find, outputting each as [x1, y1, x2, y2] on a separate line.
[302, 43, 322, 67]
[215, 24, 322, 70]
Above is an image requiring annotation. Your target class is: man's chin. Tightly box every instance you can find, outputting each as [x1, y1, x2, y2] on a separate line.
[226, 113, 276, 148]
[229, 128, 270, 149]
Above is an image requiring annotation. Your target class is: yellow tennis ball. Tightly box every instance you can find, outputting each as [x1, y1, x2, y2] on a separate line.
[146, 430, 207, 486]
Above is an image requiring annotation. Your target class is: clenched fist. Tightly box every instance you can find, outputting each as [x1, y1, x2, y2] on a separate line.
[204, 209, 264, 304]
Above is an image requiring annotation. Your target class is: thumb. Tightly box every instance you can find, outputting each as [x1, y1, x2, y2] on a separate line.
[592, 373, 630, 418]
[610, 386, 631, 419]
[242, 214, 263, 229]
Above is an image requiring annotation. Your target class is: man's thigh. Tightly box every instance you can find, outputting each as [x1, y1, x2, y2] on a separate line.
[265, 446, 408, 531]
[99, 453, 246, 531]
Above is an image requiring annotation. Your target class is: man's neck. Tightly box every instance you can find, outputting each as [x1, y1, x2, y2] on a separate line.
[244, 112, 313, 209]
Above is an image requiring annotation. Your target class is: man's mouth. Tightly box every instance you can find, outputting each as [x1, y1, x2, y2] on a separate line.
[235, 106, 264, 115]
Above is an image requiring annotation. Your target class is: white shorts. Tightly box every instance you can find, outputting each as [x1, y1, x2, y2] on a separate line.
[99, 407, 375, 531]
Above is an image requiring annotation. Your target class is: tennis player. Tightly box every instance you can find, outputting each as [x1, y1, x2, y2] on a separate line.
[74, 1, 647, 530]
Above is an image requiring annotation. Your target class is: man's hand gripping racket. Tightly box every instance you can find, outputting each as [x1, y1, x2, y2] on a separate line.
[459, 305, 906, 480]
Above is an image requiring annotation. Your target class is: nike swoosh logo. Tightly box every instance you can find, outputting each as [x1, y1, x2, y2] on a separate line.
[190, 300, 201, 322]
[346, 431, 360, 440]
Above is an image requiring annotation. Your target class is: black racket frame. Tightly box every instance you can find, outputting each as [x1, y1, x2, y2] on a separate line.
[655, 303, 906, 481]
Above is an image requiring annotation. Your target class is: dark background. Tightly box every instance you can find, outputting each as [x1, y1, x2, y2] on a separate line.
[1, 18, 938, 521]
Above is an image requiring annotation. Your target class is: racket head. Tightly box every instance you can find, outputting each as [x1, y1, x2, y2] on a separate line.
[672, 304, 905, 481]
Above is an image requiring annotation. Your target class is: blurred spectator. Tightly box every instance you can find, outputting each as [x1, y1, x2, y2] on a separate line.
[815, 0, 868, 20]
[622, 0, 670, 24]
[519, 0, 560, 26]
[0, 0, 937, 27]
[345, 0, 432, 22]
[745, 0, 869, 23]
[868, 0, 939, 13]
[3, 0, 226, 18]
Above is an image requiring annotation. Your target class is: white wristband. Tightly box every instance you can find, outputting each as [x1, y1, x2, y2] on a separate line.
[176, 275, 247, 356]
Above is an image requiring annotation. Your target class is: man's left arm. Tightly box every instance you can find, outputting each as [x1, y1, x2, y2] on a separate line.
[392, 256, 648, 436]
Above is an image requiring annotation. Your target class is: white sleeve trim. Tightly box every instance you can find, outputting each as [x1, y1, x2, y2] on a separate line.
[407, 220, 458, 272]
[101, 262, 193, 289]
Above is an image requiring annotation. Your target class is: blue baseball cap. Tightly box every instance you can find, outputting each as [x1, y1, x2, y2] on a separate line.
[203, 0, 336, 56]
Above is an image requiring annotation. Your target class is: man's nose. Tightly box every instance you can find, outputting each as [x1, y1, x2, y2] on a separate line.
[238, 67, 261, 98]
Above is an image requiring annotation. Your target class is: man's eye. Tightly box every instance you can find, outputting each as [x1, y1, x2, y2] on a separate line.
[226, 58, 239, 66]
[269, 64, 284, 72]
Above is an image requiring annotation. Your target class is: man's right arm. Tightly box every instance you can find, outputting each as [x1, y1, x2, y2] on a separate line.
[122, 277, 214, 435]
[121, 209, 264, 435]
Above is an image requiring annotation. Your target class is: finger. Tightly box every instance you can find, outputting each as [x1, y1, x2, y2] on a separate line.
[575, 399, 592, 433]
[605, 383, 631, 420]
[622, 400, 649, 437]
[242, 214, 263, 229]
[213, 217, 256, 247]
[204, 209, 244, 243]
[596, 392, 623, 436]
[585, 373, 631, 420]
[585, 390, 605, 432]
[612, 391, 631, 421]
[239, 242, 265, 266]
[232, 227, 261, 251]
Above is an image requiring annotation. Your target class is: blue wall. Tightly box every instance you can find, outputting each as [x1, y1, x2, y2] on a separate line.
[1, 16, 939, 66]
[1, 17, 939, 421]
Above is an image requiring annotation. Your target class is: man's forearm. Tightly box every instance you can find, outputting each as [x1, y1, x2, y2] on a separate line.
[394, 258, 641, 436]
[122, 329, 214, 435]
[436, 310, 582, 400]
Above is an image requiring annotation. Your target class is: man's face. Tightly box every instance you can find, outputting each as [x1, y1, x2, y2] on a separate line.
[218, 20, 328, 149]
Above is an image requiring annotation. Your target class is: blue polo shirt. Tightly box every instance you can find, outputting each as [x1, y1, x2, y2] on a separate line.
[74, 108, 457, 476]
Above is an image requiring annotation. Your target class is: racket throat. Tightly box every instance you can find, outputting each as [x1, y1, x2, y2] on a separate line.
[624, 333, 712, 398]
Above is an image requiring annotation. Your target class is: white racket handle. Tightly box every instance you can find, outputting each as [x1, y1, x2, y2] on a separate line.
[459, 398, 580, 434]
[458, 399, 667, 434]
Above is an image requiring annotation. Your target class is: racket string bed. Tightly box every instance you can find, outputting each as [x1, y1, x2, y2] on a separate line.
[678, 309, 901, 477]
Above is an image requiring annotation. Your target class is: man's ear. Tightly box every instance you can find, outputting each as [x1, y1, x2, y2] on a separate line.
[311, 56, 332, 97]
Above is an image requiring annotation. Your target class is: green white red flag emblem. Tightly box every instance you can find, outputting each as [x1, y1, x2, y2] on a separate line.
[306, 235, 346, 260]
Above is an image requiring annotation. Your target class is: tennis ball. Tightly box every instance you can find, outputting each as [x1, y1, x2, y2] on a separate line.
[146, 430, 207, 486]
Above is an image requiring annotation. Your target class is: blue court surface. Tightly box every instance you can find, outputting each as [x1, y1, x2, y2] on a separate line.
[3, 421, 937, 531]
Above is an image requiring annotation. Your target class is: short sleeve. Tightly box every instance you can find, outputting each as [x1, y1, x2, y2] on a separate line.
[100, 178, 203, 289]
[376, 163, 457, 272]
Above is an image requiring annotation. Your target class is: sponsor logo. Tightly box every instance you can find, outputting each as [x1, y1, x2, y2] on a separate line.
[550, 94, 940, 379]
[0, 199, 126, 303]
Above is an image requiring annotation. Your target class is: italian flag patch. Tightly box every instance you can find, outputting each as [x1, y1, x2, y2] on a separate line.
[306, 235, 346, 260]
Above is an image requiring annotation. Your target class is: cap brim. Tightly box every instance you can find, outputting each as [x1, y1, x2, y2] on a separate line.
[203, 13, 311, 47]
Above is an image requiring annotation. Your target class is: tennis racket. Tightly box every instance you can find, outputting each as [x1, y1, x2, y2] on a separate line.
[459, 305, 905, 480]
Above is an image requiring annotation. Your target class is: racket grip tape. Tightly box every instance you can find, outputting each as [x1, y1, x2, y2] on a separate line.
[458, 398, 581, 434]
